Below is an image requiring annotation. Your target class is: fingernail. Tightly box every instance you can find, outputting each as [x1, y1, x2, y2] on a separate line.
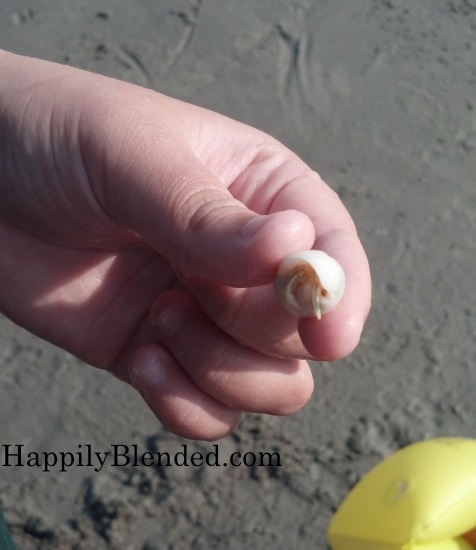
[130, 347, 169, 388]
[151, 301, 185, 336]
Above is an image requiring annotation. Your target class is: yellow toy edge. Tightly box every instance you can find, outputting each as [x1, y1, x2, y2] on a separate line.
[327, 535, 473, 550]
[327, 438, 476, 548]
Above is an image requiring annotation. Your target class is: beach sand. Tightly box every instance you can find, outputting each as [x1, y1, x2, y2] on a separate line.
[0, 1, 475, 548]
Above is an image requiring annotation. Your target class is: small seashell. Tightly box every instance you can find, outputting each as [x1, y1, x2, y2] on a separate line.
[274, 250, 345, 319]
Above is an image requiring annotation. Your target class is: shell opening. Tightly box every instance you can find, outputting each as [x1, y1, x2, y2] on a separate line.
[274, 250, 346, 319]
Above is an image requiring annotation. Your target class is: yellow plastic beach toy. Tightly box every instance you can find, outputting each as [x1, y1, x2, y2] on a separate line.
[327, 438, 476, 550]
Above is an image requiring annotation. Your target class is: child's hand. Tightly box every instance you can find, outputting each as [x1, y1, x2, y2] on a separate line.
[0, 51, 370, 440]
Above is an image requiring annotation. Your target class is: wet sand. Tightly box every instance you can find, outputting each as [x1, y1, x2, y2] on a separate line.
[0, 1, 475, 548]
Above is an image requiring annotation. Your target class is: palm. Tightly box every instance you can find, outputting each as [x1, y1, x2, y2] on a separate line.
[0, 221, 178, 374]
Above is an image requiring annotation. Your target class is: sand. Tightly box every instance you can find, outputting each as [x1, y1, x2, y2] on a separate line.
[0, 1, 475, 548]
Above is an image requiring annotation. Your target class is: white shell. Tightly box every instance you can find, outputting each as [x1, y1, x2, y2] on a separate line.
[274, 250, 345, 319]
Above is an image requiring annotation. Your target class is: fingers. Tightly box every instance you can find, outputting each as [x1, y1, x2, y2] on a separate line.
[129, 345, 242, 441]
[299, 229, 371, 360]
[128, 183, 315, 287]
[91, 101, 316, 287]
[268, 172, 371, 344]
[128, 289, 313, 439]
[149, 290, 314, 413]
[178, 237, 369, 362]
[183, 171, 371, 361]
[176, 278, 311, 359]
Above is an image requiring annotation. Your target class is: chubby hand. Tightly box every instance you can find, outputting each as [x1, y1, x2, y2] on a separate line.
[0, 51, 370, 440]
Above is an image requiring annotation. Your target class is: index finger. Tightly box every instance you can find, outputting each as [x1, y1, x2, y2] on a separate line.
[270, 171, 371, 360]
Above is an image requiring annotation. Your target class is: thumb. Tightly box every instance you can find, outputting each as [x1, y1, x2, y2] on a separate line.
[105, 139, 315, 287]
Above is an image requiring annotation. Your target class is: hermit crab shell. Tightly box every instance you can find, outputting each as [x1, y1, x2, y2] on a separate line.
[274, 250, 345, 319]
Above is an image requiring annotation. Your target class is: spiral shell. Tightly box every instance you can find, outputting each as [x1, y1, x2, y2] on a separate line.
[274, 250, 345, 319]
